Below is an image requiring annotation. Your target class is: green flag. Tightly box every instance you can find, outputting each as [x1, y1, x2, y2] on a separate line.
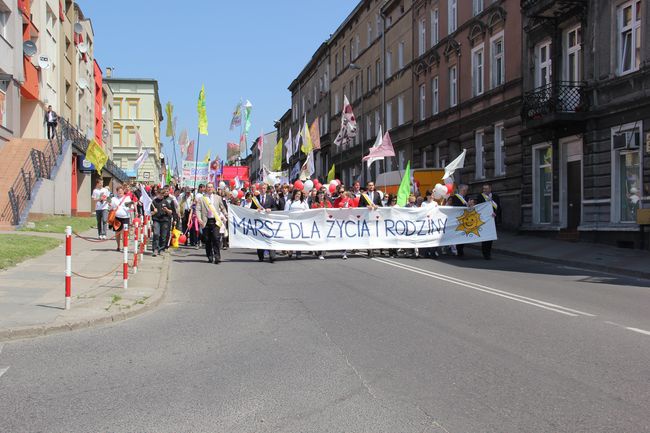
[396, 161, 411, 207]
[165, 102, 174, 137]
[327, 163, 336, 183]
[243, 100, 252, 135]
[273, 138, 283, 171]
[197, 85, 208, 135]
[166, 168, 172, 186]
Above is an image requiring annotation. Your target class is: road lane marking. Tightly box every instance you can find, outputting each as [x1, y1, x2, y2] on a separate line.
[626, 327, 650, 336]
[372, 257, 595, 317]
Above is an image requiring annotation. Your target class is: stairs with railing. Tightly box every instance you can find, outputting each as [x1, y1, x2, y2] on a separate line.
[0, 134, 64, 229]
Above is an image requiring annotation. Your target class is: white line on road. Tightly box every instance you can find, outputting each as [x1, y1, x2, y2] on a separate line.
[372, 257, 596, 317]
[625, 327, 650, 336]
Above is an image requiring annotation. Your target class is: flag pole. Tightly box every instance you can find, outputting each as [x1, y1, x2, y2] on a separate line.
[193, 130, 201, 189]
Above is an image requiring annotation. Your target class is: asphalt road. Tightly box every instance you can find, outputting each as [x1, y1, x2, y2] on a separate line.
[1, 246, 649, 433]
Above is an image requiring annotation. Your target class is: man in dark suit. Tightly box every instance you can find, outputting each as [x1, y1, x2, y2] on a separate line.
[476, 183, 501, 260]
[450, 184, 469, 257]
[250, 183, 278, 263]
[358, 181, 382, 257]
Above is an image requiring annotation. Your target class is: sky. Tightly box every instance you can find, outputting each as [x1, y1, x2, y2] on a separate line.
[77, 0, 355, 172]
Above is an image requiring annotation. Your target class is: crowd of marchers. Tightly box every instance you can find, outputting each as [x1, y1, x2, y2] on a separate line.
[91, 179, 501, 265]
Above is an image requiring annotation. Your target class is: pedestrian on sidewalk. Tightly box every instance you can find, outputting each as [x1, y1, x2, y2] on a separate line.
[92, 179, 110, 239]
[196, 182, 228, 264]
[110, 186, 133, 252]
[150, 187, 174, 257]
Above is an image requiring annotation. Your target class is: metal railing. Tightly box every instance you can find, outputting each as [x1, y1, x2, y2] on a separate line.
[523, 81, 588, 121]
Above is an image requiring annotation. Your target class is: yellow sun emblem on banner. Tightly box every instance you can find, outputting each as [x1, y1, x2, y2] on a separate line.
[456, 209, 485, 237]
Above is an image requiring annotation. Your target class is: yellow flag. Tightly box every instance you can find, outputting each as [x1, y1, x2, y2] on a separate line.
[85, 139, 108, 175]
[301, 118, 313, 155]
[203, 150, 211, 163]
[273, 138, 283, 171]
[327, 163, 336, 183]
[165, 102, 174, 137]
[197, 85, 208, 135]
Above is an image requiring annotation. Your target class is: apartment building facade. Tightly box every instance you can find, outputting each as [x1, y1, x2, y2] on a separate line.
[411, 0, 523, 227]
[105, 76, 163, 183]
[0, 0, 24, 144]
[288, 42, 331, 178]
[521, 0, 649, 246]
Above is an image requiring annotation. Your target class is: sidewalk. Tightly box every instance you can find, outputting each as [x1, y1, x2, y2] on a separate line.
[475, 231, 650, 280]
[0, 229, 170, 341]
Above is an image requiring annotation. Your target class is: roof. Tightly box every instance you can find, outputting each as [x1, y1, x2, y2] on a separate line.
[288, 42, 329, 91]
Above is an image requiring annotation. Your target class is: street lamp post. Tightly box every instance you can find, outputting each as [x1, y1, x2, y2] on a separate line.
[349, 63, 364, 184]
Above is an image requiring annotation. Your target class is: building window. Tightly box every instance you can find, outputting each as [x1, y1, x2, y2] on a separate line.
[366, 116, 371, 139]
[432, 76, 439, 115]
[418, 18, 426, 56]
[398, 149, 406, 170]
[564, 25, 582, 81]
[376, 59, 382, 84]
[114, 98, 122, 118]
[376, 13, 382, 37]
[422, 148, 428, 168]
[367, 22, 373, 47]
[386, 101, 393, 130]
[611, 122, 642, 223]
[293, 103, 298, 121]
[367, 66, 372, 91]
[355, 75, 361, 100]
[126, 98, 139, 119]
[490, 32, 505, 88]
[0, 8, 9, 41]
[397, 95, 405, 125]
[325, 64, 330, 90]
[535, 39, 552, 88]
[386, 49, 392, 77]
[475, 130, 485, 179]
[113, 123, 122, 146]
[342, 46, 347, 67]
[334, 93, 340, 115]
[472, 44, 484, 97]
[431, 9, 439, 46]
[398, 41, 405, 69]
[419, 84, 426, 121]
[494, 122, 505, 176]
[473, 0, 483, 16]
[617, 0, 641, 75]
[449, 65, 458, 107]
[355, 34, 360, 59]
[374, 111, 380, 134]
[533, 145, 553, 224]
[0, 80, 7, 129]
[448, 0, 457, 34]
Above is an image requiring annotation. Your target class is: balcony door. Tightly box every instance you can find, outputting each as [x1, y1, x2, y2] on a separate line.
[562, 25, 582, 111]
[535, 39, 552, 88]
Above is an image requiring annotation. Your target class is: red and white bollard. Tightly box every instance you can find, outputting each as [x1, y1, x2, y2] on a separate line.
[133, 222, 139, 274]
[143, 215, 149, 253]
[123, 224, 129, 289]
[65, 225, 72, 310]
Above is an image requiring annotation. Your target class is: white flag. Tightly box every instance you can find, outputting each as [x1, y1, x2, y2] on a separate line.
[139, 184, 153, 216]
[285, 128, 293, 164]
[364, 126, 383, 169]
[443, 149, 466, 182]
[133, 148, 149, 172]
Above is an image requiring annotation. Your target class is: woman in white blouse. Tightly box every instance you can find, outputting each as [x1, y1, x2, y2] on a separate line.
[284, 189, 309, 259]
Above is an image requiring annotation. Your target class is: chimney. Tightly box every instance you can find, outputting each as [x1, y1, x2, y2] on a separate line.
[105, 67, 112, 78]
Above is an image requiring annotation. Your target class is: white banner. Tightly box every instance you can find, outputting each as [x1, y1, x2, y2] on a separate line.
[182, 161, 209, 188]
[228, 202, 497, 251]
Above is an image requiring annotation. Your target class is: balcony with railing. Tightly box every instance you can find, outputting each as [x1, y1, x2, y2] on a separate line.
[523, 81, 589, 127]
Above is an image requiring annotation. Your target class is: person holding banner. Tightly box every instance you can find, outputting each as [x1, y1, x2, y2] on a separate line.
[357, 181, 382, 258]
[420, 190, 440, 259]
[196, 183, 228, 264]
[450, 184, 470, 258]
[311, 190, 332, 260]
[476, 183, 500, 260]
[251, 183, 278, 263]
[284, 189, 309, 259]
[333, 186, 356, 260]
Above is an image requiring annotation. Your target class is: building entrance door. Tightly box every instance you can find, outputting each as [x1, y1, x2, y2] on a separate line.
[567, 160, 581, 230]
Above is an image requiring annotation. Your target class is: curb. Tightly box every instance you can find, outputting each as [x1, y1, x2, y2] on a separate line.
[466, 244, 650, 281]
[0, 253, 172, 342]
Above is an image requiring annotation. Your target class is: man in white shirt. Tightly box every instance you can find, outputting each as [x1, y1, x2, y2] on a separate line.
[92, 179, 111, 239]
